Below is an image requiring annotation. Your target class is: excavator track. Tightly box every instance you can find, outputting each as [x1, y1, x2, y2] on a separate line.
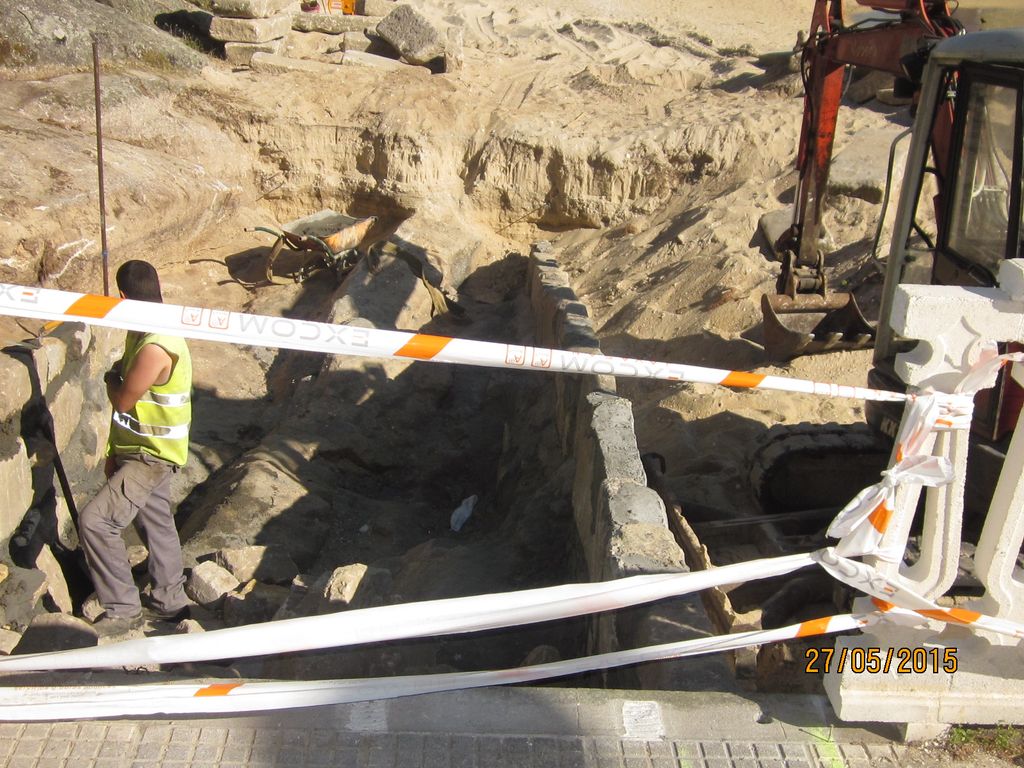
[749, 422, 891, 518]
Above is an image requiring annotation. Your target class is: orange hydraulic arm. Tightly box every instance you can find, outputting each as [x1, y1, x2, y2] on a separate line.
[777, 0, 961, 298]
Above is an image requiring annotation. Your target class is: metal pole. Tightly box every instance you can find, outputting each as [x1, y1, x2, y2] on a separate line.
[92, 35, 110, 296]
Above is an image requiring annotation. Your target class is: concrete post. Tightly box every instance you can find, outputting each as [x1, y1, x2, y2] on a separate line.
[825, 259, 1024, 733]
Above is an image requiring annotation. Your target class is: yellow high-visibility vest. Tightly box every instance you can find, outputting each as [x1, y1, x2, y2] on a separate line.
[107, 332, 192, 466]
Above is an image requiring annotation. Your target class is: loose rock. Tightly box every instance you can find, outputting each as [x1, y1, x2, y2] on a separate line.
[0, 566, 48, 632]
[214, 545, 299, 585]
[375, 4, 447, 68]
[35, 544, 73, 614]
[0, 629, 22, 656]
[185, 561, 241, 609]
[225, 38, 285, 66]
[296, 563, 391, 616]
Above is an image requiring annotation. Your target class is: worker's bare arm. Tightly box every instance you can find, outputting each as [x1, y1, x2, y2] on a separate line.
[108, 344, 172, 413]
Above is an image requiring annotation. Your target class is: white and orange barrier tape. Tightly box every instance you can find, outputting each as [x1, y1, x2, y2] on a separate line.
[0, 283, 917, 403]
[827, 395, 954, 562]
[1, 282, 1022, 720]
[825, 348, 1024, 562]
[814, 549, 1024, 640]
[0, 612, 867, 720]
[0, 553, 818, 672]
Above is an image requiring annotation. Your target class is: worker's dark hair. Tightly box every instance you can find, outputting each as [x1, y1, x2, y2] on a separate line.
[115, 260, 163, 303]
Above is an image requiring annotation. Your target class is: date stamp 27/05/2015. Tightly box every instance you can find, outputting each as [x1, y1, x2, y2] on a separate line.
[805, 646, 958, 674]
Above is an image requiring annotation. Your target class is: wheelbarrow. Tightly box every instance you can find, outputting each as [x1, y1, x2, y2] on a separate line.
[247, 210, 377, 284]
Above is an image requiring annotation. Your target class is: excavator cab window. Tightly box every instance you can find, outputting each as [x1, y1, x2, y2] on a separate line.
[939, 64, 1024, 286]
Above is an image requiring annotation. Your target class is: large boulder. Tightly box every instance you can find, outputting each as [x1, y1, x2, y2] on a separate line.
[0, 0, 206, 71]
[374, 4, 447, 68]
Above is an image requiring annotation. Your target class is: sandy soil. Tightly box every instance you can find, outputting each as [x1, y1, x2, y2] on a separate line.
[4, 0, 1021, 586]
[3, 0, 1024, 740]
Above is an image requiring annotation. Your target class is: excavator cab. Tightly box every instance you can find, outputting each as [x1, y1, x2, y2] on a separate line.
[753, 29, 1024, 519]
[863, 29, 1024, 515]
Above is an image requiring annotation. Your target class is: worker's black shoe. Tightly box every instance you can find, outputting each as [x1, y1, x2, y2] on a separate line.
[142, 600, 191, 623]
[92, 611, 143, 637]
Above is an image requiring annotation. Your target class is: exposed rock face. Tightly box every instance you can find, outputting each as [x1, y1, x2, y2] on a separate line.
[0, 0, 205, 70]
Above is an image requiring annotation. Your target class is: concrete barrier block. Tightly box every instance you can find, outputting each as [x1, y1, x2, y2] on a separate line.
[211, 12, 291, 42]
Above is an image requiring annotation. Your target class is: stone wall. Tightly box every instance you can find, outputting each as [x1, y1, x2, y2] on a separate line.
[0, 322, 120, 628]
[527, 243, 732, 691]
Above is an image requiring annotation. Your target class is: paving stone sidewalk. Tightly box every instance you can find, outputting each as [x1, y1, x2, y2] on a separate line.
[0, 688, 908, 768]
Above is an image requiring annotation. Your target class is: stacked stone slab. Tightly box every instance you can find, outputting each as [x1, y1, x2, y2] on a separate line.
[211, 0, 295, 66]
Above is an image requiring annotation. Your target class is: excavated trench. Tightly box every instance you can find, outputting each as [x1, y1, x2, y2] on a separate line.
[142, 60, 783, 685]
[1, 30, 843, 691]
[174, 245, 590, 681]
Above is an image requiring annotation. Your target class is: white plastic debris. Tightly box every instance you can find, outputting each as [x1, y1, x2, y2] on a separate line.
[450, 495, 478, 532]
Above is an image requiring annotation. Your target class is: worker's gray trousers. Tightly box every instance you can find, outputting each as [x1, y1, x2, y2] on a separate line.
[79, 454, 188, 619]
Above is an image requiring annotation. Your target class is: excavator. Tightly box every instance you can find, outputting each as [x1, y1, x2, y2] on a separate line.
[753, 0, 1024, 517]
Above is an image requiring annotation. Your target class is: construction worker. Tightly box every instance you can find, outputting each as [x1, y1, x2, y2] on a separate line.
[79, 260, 192, 636]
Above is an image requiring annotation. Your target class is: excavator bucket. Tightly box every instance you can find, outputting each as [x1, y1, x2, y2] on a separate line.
[761, 292, 875, 360]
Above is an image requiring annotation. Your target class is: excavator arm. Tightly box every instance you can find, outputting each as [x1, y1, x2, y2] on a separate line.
[764, 0, 961, 358]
